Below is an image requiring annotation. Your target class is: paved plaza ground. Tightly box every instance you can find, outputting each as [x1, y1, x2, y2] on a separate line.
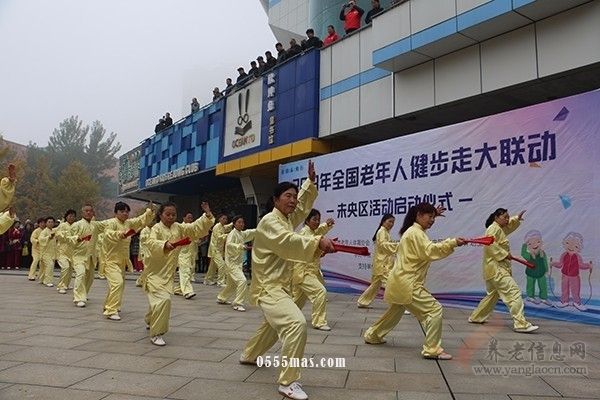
[0, 271, 598, 400]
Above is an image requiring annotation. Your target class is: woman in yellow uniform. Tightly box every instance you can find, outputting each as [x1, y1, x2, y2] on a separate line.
[291, 209, 334, 331]
[99, 202, 154, 321]
[143, 202, 214, 346]
[205, 214, 232, 285]
[217, 215, 256, 311]
[175, 212, 200, 299]
[357, 214, 398, 308]
[469, 208, 538, 332]
[27, 218, 46, 281]
[239, 161, 336, 400]
[364, 203, 465, 360]
[38, 217, 58, 287]
[55, 210, 76, 294]
[135, 224, 154, 287]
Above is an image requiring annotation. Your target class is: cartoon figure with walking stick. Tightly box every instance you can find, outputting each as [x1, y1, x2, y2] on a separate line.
[521, 230, 552, 306]
[550, 232, 593, 311]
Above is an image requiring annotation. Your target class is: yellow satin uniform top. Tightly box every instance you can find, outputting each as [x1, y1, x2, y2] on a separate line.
[0, 177, 15, 211]
[208, 222, 233, 257]
[69, 218, 108, 264]
[178, 237, 199, 267]
[482, 217, 520, 280]
[291, 223, 333, 284]
[249, 179, 321, 305]
[138, 227, 151, 261]
[143, 214, 215, 293]
[225, 228, 256, 269]
[385, 223, 457, 305]
[372, 227, 399, 276]
[39, 227, 58, 260]
[30, 227, 43, 257]
[100, 209, 154, 265]
[55, 221, 74, 259]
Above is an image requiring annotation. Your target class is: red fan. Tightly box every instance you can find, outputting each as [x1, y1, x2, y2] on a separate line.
[80, 234, 92, 242]
[172, 237, 192, 247]
[509, 255, 535, 269]
[332, 243, 370, 256]
[464, 236, 495, 246]
[123, 229, 136, 238]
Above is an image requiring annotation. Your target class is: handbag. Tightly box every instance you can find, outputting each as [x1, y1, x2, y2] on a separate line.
[22, 246, 29, 257]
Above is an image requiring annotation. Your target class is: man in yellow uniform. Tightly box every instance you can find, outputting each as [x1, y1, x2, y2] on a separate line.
[69, 204, 107, 307]
[39, 216, 57, 287]
[101, 201, 154, 320]
[27, 218, 46, 281]
[239, 161, 335, 400]
[174, 212, 200, 299]
[55, 210, 76, 294]
[95, 232, 107, 279]
[205, 214, 232, 286]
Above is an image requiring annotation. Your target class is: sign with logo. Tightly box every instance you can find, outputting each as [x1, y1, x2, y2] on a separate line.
[266, 71, 277, 145]
[144, 162, 200, 187]
[118, 146, 141, 194]
[223, 79, 263, 157]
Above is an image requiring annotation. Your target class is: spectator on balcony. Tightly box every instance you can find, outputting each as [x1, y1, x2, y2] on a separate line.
[365, 0, 384, 24]
[276, 42, 287, 64]
[302, 28, 323, 50]
[154, 118, 165, 133]
[236, 67, 249, 84]
[323, 25, 340, 46]
[213, 87, 223, 101]
[191, 98, 200, 114]
[257, 56, 267, 75]
[287, 38, 302, 58]
[340, 0, 364, 34]
[265, 51, 277, 70]
[164, 112, 173, 128]
[248, 61, 260, 78]
[225, 78, 234, 94]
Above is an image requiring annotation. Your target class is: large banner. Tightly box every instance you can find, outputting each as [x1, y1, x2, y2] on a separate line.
[280, 90, 600, 325]
[223, 79, 263, 157]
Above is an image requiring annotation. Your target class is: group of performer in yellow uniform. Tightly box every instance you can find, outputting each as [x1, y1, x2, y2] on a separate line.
[6, 160, 542, 400]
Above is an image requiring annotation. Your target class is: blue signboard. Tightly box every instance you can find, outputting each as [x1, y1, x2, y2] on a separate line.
[219, 48, 320, 162]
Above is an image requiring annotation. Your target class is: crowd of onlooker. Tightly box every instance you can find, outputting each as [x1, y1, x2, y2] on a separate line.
[156, 1, 395, 129]
[0, 220, 34, 270]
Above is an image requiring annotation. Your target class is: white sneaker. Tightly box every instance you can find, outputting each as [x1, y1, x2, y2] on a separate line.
[76, 301, 86, 308]
[107, 313, 121, 321]
[184, 293, 196, 300]
[278, 381, 308, 400]
[151, 335, 166, 346]
[58, 289, 67, 294]
[314, 325, 331, 331]
[239, 353, 257, 365]
[541, 299, 553, 307]
[357, 303, 372, 309]
[232, 305, 246, 312]
[404, 310, 411, 315]
[557, 301, 569, 308]
[573, 303, 587, 311]
[46, 283, 54, 287]
[216, 299, 231, 305]
[468, 317, 486, 324]
[514, 324, 539, 333]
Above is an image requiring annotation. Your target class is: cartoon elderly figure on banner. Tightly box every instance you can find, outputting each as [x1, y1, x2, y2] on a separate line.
[520, 230, 552, 306]
[551, 232, 593, 311]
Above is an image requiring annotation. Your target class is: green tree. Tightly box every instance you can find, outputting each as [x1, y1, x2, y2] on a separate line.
[14, 144, 53, 220]
[46, 116, 121, 196]
[50, 161, 100, 215]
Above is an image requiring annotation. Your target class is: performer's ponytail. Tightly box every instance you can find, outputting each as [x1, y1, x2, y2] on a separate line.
[485, 208, 507, 228]
[373, 213, 394, 241]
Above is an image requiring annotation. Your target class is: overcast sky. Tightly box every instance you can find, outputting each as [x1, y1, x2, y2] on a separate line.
[0, 0, 275, 155]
